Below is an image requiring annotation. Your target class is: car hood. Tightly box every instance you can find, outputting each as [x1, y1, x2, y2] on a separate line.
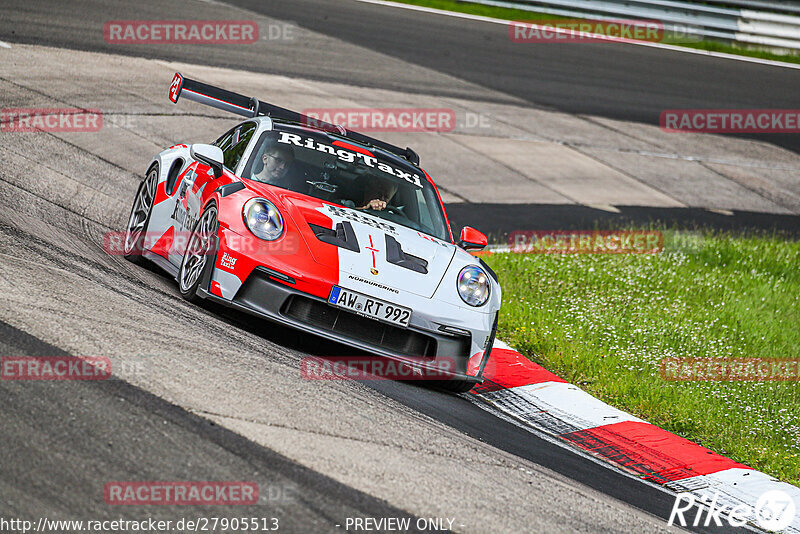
[248, 184, 457, 299]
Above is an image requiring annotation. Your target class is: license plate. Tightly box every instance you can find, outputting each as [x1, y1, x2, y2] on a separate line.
[328, 286, 411, 327]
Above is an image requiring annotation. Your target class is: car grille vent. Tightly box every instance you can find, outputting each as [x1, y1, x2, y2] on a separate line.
[308, 221, 360, 252]
[283, 296, 436, 357]
[384, 235, 428, 274]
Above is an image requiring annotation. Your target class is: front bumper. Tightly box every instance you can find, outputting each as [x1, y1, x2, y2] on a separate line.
[199, 266, 486, 384]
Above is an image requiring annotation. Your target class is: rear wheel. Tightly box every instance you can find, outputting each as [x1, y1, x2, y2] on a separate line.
[123, 166, 158, 264]
[178, 202, 218, 303]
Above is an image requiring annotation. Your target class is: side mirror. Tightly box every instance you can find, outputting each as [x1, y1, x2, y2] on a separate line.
[190, 144, 224, 178]
[458, 226, 488, 251]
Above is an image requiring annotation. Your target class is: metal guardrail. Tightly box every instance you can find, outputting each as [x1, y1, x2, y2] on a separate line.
[714, 1, 800, 16]
[465, 0, 800, 50]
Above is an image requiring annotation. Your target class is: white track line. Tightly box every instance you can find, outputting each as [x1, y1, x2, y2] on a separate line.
[354, 0, 800, 70]
[0, 41, 11, 49]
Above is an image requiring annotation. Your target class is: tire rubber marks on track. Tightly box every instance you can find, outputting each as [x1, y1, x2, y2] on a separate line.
[562, 421, 748, 484]
[481, 382, 643, 433]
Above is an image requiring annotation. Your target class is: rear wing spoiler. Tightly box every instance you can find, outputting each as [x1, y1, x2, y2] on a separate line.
[168, 72, 420, 166]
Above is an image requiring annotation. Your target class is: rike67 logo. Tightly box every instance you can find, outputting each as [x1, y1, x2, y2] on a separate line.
[669, 490, 796, 531]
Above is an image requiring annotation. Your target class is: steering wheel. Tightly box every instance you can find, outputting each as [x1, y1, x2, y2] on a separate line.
[364, 204, 404, 216]
[384, 204, 406, 216]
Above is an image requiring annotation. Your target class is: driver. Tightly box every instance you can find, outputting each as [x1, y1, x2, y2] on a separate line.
[252, 143, 295, 185]
[355, 176, 398, 211]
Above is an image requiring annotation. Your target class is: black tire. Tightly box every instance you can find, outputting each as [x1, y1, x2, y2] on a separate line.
[123, 165, 158, 264]
[427, 379, 476, 394]
[178, 202, 218, 303]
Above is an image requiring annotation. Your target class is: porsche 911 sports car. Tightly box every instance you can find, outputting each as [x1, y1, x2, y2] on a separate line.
[123, 73, 501, 392]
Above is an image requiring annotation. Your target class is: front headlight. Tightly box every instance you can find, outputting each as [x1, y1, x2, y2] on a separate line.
[243, 198, 283, 241]
[457, 265, 490, 307]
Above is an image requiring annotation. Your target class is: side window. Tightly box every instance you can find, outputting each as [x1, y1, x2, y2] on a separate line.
[222, 122, 257, 173]
[213, 127, 237, 151]
[416, 189, 433, 230]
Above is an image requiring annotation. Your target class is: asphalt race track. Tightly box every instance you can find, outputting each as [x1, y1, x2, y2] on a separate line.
[0, 322, 427, 532]
[3, 0, 799, 237]
[0, 0, 797, 533]
[3, 0, 800, 152]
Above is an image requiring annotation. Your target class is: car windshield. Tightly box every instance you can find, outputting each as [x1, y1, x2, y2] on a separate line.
[241, 126, 450, 241]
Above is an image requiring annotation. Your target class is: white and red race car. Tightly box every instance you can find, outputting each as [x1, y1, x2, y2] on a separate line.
[123, 73, 500, 392]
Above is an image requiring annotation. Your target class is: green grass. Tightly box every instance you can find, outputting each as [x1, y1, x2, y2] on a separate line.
[482, 230, 800, 486]
[393, 0, 564, 22]
[393, 0, 800, 65]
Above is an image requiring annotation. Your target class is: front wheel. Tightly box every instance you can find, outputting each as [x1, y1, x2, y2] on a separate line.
[427, 379, 476, 394]
[178, 202, 218, 303]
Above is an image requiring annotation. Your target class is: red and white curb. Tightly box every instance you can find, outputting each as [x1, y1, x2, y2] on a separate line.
[469, 340, 800, 533]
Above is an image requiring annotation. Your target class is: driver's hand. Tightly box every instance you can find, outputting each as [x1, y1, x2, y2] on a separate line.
[362, 199, 387, 210]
